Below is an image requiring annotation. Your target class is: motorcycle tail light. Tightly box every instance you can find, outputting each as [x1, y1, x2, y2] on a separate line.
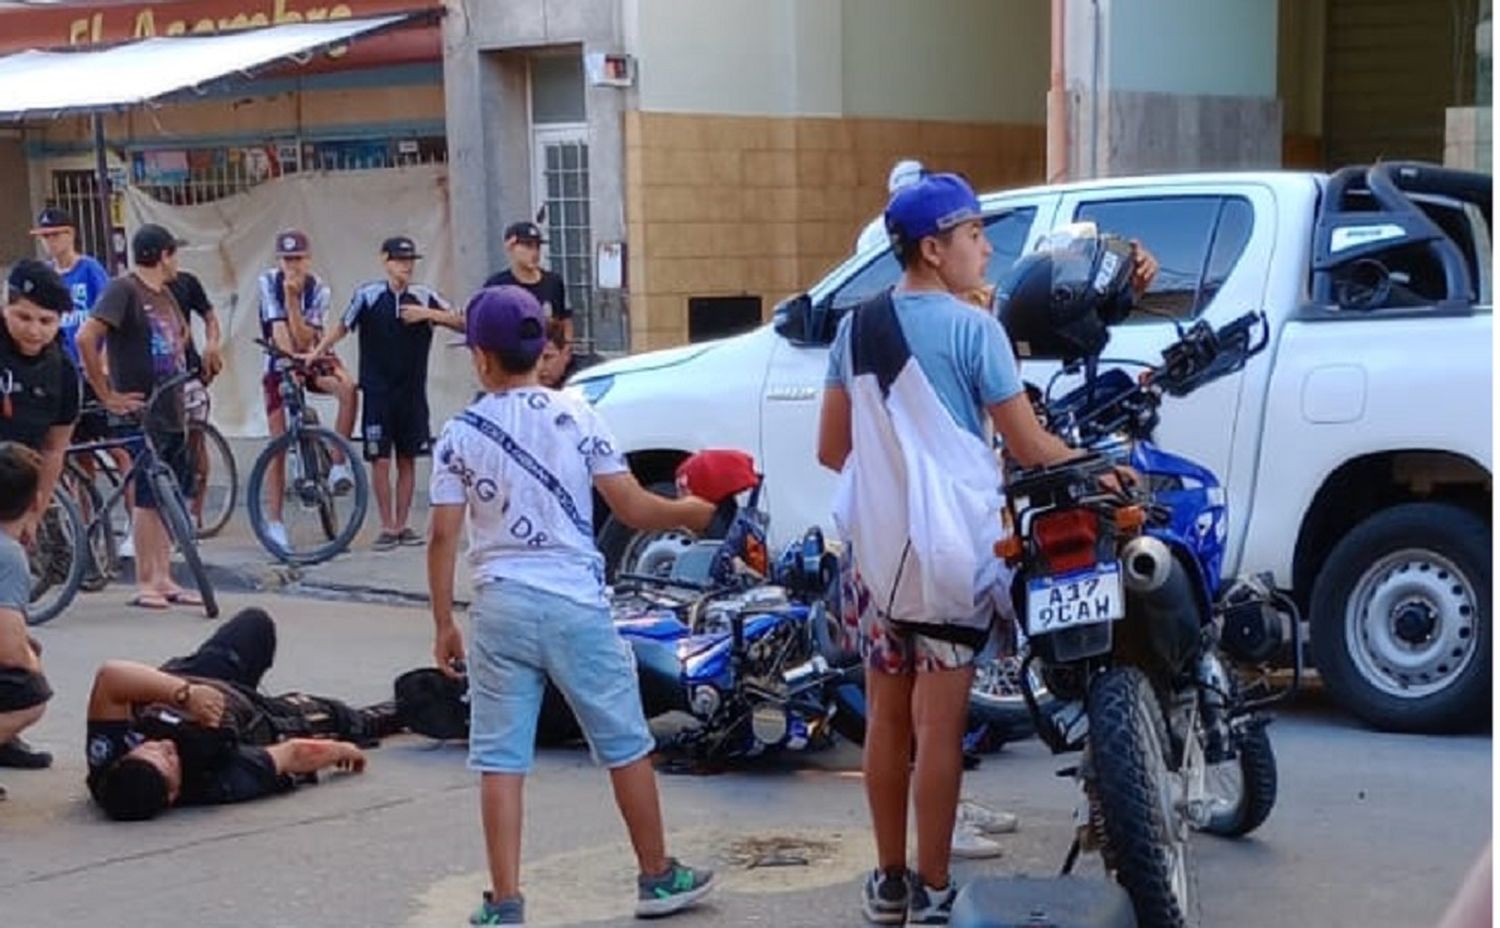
[1033, 508, 1099, 574]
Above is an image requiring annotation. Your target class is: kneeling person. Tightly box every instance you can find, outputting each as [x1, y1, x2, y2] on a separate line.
[86, 607, 397, 821]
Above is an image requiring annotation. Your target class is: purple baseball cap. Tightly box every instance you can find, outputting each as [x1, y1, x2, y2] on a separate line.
[459, 285, 547, 356]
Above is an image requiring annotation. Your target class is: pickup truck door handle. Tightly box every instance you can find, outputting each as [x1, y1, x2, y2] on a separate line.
[765, 386, 819, 402]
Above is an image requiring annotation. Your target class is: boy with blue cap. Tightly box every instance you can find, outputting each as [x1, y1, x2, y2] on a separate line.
[818, 173, 1083, 925]
[426, 285, 718, 925]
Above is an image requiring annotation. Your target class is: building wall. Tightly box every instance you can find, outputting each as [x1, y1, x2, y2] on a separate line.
[0, 135, 32, 260]
[625, 0, 1048, 348]
[624, 113, 1043, 349]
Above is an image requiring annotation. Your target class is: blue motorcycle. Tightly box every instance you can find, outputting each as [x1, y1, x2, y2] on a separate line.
[1000, 309, 1293, 928]
[537, 483, 871, 761]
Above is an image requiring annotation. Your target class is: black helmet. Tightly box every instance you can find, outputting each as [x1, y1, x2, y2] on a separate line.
[996, 229, 1137, 363]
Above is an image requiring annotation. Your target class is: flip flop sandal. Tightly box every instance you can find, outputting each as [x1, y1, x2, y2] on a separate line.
[129, 594, 170, 610]
[165, 590, 204, 607]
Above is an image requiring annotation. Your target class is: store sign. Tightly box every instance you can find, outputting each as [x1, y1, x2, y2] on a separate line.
[0, 0, 440, 58]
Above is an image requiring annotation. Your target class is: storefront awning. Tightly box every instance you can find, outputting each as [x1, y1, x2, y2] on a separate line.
[0, 13, 422, 120]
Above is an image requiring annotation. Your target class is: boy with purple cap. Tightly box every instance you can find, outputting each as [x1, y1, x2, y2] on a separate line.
[818, 173, 1085, 925]
[426, 285, 717, 926]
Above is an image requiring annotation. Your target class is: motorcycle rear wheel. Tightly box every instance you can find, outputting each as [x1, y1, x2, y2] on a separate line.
[1087, 666, 1196, 928]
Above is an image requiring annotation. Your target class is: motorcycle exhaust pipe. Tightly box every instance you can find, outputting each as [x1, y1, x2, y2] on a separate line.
[1120, 536, 1201, 671]
[1121, 536, 1173, 593]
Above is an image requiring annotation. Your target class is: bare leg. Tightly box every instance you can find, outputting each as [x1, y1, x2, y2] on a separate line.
[372, 456, 395, 533]
[133, 507, 171, 597]
[480, 772, 525, 900]
[395, 456, 416, 533]
[911, 667, 975, 889]
[609, 755, 670, 876]
[0, 704, 45, 744]
[312, 374, 357, 465]
[864, 669, 916, 873]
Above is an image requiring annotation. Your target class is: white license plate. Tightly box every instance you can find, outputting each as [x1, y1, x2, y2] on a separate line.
[1026, 563, 1126, 636]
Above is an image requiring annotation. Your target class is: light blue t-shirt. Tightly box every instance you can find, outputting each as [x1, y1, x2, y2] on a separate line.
[826, 290, 1023, 439]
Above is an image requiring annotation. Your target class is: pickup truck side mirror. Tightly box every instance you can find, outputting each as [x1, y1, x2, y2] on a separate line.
[773, 293, 815, 344]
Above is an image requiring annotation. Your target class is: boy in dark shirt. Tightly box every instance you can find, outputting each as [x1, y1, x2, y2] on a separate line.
[86, 607, 394, 821]
[483, 221, 571, 341]
[306, 236, 461, 550]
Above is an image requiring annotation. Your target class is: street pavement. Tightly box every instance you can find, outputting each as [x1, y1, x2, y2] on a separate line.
[1, 573, 1490, 928]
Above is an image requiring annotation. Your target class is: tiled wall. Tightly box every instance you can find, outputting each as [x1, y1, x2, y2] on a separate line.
[624, 111, 1044, 349]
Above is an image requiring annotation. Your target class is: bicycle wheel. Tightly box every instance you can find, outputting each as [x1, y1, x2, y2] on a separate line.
[247, 426, 369, 566]
[152, 467, 219, 619]
[65, 460, 115, 592]
[189, 420, 238, 539]
[27, 488, 86, 626]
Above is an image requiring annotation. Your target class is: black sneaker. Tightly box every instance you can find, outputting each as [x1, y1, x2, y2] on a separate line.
[905, 878, 957, 926]
[861, 867, 910, 925]
[0, 738, 52, 769]
[636, 857, 714, 918]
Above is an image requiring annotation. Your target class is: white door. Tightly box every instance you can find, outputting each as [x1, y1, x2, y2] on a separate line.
[532, 125, 594, 340]
[1044, 183, 1278, 571]
[756, 197, 1060, 550]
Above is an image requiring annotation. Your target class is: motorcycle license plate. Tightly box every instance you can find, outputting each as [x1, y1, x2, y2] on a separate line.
[1026, 563, 1125, 636]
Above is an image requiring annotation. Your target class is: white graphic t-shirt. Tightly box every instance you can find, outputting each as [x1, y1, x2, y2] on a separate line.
[429, 388, 628, 606]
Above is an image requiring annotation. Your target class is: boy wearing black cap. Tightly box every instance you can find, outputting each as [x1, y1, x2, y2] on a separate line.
[29, 207, 110, 365]
[77, 223, 204, 613]
[427, 284, 717, 925]
[307, 236, 460, 550]
[484, 220, 572, 341]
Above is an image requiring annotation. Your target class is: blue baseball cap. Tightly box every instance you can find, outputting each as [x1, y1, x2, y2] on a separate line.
[459, 285, 547, 357]
[884, 172, 982, 247]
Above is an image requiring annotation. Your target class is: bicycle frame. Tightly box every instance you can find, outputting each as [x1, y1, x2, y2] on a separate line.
[67, 370, 197, 537]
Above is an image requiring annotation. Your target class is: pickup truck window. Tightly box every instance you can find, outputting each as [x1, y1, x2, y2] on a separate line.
[826, 207, 1040, 313]
[1075, 196, 1254, 322]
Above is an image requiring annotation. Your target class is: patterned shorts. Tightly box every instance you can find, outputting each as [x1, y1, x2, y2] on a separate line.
[836, 547, 997, 676]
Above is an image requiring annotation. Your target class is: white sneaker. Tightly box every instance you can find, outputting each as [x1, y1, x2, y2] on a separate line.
[957, 798, 1019, 835]
[117, 535, 135, 560]
[265, 521, 290, 552]
[328, 463, 354, 495]
[950, 821, 1005, 860]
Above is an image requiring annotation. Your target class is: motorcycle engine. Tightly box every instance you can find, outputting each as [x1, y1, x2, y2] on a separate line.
[1217, 575, 1290, 665]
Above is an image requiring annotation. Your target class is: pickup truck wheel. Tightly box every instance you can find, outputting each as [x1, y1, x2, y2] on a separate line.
[599, 480, 720, 580]
[1310, 503, 1490, 733]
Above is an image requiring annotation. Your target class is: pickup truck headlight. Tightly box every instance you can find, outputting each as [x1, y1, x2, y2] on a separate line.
[574, 375, 616, 405]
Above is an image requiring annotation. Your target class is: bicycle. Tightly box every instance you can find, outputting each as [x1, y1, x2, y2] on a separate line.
[26, 485, 88, 626]
[246, 339, 369, 565]
[63, 370, 219, 618]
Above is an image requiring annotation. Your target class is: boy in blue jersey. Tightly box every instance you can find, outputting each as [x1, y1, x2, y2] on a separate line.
[30, 207, 109, 363]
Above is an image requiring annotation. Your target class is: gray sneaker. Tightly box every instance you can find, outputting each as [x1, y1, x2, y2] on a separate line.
[636, 858, 714, 918]
[469, 891, 524, 925]
[862, 868, 910, 925]
[372, 531, 400, 552]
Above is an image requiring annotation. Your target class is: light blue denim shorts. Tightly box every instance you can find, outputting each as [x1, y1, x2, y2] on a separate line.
[467, 579, 655, 774]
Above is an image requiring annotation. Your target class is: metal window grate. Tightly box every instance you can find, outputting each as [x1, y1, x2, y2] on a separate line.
[130, 136, 448, 207]
[48, 170, 111, 262]
[541, 139, 594, 341]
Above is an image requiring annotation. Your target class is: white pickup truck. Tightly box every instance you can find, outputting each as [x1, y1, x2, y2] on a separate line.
[574, 163, 1493, 734]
